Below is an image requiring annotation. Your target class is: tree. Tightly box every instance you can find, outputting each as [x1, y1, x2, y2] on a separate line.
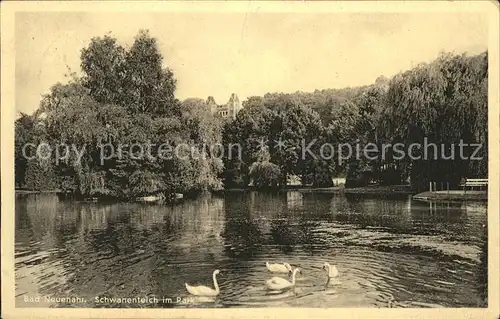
[223, 93, 332, 188]
[248, 146, 282, 190]
[15, 113, 37, 188]
[352, 86, 387, 183]
[24, 159, 58, 191]
[81, 30, 179, 116]
[380, 52, 488, 188]
[179, 98, 224, 193]
[264, 98, 326, 186]
[80, 35, 126, 105]
[122, 30, 179, 116]
[222, 101, 274, 188]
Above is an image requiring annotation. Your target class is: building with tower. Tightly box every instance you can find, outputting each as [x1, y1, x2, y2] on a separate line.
[206, 93, 242, 119]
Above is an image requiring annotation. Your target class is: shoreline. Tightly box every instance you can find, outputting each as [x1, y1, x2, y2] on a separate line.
[16, 187, 488, 202]
[413, 190, 488, 202]
[13, 185, 417, 196]
[15, 189, 61, 194]
[217, 184, 417, 196]
[343, 185, 416, 195]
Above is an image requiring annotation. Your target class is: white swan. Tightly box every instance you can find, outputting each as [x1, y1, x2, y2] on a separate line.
[323, 262, 338, 278]
[266, 268, 301, 291]
[185, 269, 221, 297]
[266, 262, 292, 273]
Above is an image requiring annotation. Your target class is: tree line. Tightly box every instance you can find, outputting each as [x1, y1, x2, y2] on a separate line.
[15, 30, 488, 198]
[223, 52, 488, 190]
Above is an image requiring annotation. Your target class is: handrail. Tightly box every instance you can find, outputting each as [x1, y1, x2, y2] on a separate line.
[460, 178, 488, 188]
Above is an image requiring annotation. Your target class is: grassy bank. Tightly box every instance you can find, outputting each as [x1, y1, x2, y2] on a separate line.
[344, 185, 416, 195]
[15, 189, 61, 194]
[413, 190, 488, 202]
[220, 184, 414, 195]
[294, 186, 343, 193]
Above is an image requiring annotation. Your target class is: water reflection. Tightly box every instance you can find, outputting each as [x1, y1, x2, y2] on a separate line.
[15, 191, 487, 308]
[222, 196, 264, 258]
[287, 191, 303, 210]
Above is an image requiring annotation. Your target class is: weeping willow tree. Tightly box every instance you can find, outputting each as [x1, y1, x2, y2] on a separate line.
[129, 170, 166, 196]
[23, 158, 58, 191]
[180, 98, 224, 193]
[249, 161, 282, 190]
[248, 145, 282, 190]
[40, 81, 114, 196]
[77, 170, 108, 196]
[379, 51, 488, 189]
[15, 112, 52, 189]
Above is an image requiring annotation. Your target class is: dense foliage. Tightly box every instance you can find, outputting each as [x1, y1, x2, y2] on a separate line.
[15, 30, 223, 199]
[223, 53, 488, 189]
[15, 30, 488, 195]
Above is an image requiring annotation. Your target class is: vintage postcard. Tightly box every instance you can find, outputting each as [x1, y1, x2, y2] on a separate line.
[1, 1, 499, 319]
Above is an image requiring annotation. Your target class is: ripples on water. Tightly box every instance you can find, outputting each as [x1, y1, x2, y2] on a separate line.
[14, 191, 488, 308]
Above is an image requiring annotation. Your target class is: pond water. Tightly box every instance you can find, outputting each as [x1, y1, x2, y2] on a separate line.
[14, 191, 488, 308]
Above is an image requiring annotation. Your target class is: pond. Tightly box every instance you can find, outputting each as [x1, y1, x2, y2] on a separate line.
[14, 191, 488, 308]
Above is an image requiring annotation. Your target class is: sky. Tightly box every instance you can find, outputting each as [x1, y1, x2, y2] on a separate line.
[15, 11, 488, 114]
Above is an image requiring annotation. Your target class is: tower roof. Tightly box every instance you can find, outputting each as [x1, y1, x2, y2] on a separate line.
[206, 96, 217, 105]
[227, 93, 240, 104]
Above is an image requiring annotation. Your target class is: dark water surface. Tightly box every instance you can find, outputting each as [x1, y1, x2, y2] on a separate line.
[15, 191, 488, 308]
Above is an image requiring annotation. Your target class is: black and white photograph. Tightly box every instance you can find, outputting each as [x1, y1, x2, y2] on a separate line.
[1, 1, 499, 318]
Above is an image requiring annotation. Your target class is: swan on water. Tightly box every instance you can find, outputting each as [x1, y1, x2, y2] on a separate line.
[266, 268, 301, 291]
[185, 269, 221, 297]
[266, 262, 292, 273]
[323, 262, 338, 278]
